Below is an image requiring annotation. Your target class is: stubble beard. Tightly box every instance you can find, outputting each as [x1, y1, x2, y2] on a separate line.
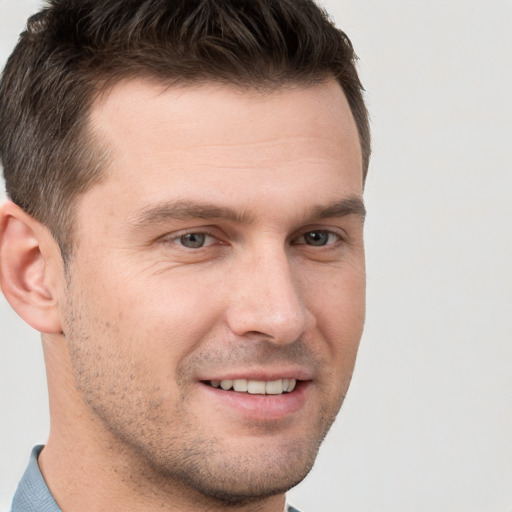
[97, 399, 340, 508]
[62, 280, 346, 507]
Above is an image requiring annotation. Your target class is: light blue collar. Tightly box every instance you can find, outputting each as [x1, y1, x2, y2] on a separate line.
[10, 446, 61, 512]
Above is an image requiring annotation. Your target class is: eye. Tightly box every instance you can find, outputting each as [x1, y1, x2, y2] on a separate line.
[294, 230, 340, 247]
[173, 232, 216, 249]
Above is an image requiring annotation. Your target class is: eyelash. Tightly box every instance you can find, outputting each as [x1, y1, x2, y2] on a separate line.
[292, 230, 343, 247]
[163, 228, 344, 250]
[166, 230, 219, 249]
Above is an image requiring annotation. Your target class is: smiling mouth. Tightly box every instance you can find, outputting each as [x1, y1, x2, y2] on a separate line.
[205, 378, 297, 395]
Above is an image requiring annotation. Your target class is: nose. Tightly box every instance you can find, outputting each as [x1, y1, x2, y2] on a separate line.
[225, 246, 314, 344]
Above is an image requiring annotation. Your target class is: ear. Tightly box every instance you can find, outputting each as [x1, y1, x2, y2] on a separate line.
[0, 201, 64, 334]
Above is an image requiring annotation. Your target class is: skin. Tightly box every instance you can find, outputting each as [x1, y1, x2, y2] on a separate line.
[0, 79, 365, 512]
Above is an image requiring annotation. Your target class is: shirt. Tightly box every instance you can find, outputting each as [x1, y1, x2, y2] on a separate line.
[11, 446, 60, 512]
[10, 446, 303, 512]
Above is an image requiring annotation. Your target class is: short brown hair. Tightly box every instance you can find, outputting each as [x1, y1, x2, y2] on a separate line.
[0, 0, 370, 258]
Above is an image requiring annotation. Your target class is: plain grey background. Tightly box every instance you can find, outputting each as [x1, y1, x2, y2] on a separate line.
[1, 0, 511, 510]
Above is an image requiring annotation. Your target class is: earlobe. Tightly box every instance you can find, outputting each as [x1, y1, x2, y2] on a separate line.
[0, 201, 64, 334]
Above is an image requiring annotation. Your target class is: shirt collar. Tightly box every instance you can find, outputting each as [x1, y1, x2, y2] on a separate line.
[11, 445, 61, 512]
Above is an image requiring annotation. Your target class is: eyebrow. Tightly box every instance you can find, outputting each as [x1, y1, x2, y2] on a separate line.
[130, 200, 254, 227]
[308, 197, 366, 222]
[130, 196, 365, 229]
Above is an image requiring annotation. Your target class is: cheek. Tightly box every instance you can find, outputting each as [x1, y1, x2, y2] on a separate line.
[75, 258, 225, 353]
[306, 265, 366, 360]
[63, 284, 180, 423]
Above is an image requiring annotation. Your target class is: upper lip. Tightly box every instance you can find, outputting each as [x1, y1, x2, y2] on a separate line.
[198, 367, 313, 382]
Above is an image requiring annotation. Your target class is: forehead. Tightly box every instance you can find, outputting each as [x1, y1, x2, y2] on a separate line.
[84, 79, 363, 218]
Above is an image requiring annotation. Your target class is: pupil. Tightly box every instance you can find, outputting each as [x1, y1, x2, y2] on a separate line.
[180, 233, 205, 248]
[305, 231, 328, 246]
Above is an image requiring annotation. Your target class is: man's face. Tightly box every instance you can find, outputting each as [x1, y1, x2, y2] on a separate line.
[62, 79, 365, 503]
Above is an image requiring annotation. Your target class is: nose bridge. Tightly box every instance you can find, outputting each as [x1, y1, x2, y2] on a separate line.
[226, 242, 310, 344]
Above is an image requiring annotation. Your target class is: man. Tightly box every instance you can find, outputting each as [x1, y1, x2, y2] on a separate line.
[0, 0, 370, 510]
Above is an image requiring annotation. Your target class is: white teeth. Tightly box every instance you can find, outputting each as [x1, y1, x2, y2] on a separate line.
[210, 378, 298, 395]
[248, 380, 266, 394]
[233, 379, 248, 392]
[220, 379, 233, 390]
[266, 380, 283, 394]
[286, 379, 296, 392]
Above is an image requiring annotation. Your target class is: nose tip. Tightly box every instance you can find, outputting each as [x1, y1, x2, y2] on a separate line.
[226, 254, 314, 344]
[227, 291, 310, 345]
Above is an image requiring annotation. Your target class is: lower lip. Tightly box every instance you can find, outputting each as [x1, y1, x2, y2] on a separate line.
[199, 382, 310, 421]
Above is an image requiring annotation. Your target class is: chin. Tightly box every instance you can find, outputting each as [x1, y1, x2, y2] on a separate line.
[172, 456, 313, 507]
[151, 433, 321, 505]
